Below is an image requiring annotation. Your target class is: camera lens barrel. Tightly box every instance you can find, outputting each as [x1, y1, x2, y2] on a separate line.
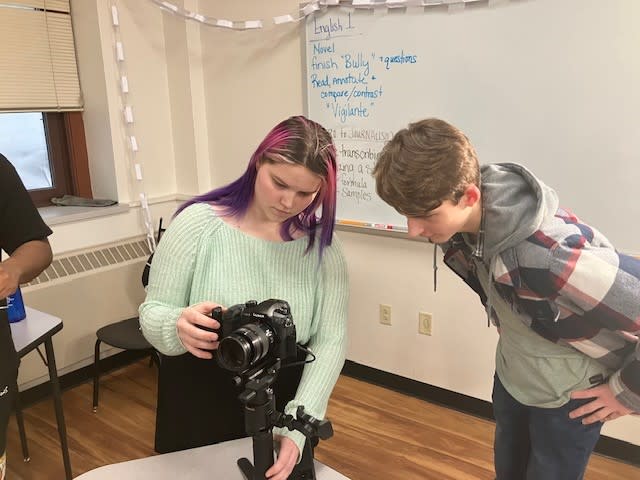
[217, 323, 273, 372]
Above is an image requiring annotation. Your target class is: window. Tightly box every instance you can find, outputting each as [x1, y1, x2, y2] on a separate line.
[0, 113, 49, 189]
[0, 1, 90, 207]
[0, 111, 90, 207]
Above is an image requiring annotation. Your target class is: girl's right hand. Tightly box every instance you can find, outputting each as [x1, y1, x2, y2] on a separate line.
[176, 302, 223, 359]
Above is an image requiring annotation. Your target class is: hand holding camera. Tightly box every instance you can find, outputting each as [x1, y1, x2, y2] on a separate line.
[176, 301, 222, 359]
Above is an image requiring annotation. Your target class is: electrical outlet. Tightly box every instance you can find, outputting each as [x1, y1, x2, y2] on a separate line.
[379, 304, 392, 325]
[418, 312, 432, 335]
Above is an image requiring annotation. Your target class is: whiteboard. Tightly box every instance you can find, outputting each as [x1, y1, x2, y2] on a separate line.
[303, 0, 640, 251]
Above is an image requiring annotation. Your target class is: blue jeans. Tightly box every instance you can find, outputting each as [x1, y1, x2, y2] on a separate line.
[492, 374, 602, 480]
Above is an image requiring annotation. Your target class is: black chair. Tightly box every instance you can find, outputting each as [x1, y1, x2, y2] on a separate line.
[92, 318, 159, 411]
[92, 220, 164, 412]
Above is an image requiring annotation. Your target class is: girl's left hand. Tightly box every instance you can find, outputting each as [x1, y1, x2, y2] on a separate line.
[265, 436, 300, 480]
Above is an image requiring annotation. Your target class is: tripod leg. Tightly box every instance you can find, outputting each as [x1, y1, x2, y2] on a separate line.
[289, 440, 317, 480]
[252, 430, 274, 479]
[237, 457, 254, 480]
[235, 431, 274, 480]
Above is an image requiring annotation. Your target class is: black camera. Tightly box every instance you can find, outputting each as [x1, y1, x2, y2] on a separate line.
[212, 299, 297, 373]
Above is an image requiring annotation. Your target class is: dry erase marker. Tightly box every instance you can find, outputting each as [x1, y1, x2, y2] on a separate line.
[339, 219, 369, 227]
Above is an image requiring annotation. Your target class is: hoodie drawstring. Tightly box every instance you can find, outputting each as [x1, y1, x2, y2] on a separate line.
[471, 205, 491, 326]
[432, 244, 438, 292]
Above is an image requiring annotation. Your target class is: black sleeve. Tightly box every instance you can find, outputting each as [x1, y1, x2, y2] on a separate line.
[0, 154, 53, 256]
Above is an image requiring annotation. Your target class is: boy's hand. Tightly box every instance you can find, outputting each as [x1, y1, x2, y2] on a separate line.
[569, 384, 633, 424]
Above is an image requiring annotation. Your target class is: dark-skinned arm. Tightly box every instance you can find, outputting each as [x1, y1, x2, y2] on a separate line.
[0, 239, 52, 298]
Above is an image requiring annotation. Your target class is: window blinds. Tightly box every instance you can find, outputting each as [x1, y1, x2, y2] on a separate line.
[0, 0, 83, 112]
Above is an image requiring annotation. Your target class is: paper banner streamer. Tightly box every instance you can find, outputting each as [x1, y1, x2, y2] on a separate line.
[147, 0, 507, 28]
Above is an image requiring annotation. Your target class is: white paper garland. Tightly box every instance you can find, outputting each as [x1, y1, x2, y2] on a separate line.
[147, 0, 498, 28]
[110, 1, 157, 252]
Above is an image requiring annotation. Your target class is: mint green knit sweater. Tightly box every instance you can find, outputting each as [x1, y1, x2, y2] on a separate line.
[139, 203, 349, 452]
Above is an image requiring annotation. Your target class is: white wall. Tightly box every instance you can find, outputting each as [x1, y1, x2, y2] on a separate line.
[19, 0, 184, 391]
[21, 0, 637, 448]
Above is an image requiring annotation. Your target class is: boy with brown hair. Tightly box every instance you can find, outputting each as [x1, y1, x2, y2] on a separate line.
[373, 118, 639, 480]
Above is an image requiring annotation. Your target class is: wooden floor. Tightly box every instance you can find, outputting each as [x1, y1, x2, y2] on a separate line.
[5, 360, 639, 479]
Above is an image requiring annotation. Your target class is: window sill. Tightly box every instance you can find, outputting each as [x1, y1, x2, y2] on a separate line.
[39, 203, 130, 227]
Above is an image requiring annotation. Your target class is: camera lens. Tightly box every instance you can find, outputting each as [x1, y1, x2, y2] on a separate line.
[217, 323, 273, 372]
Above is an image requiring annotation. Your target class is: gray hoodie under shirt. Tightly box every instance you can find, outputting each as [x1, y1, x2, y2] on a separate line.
[469, 164, 610, 408]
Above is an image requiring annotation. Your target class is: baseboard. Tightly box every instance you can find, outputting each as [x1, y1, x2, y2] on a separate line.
[342, 360, 640, 467]
[17, 353, 639, 467]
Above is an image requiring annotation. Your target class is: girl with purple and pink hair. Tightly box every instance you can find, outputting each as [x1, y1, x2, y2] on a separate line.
[140, 115, 349, 480]
[176, 115, 337, 258]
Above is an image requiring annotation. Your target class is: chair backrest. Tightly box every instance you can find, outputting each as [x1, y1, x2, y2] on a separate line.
[142, 218, 166, 288]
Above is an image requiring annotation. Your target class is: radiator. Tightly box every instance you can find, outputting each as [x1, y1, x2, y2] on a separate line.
[18, 237, 152, 389]
[26, 238, 151, 287]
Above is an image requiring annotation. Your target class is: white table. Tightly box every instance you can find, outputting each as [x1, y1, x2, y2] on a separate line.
[10, 306, 72, 480]
[74, 437, 350, 479]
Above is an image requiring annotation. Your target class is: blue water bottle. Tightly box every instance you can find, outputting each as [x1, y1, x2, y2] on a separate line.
[7, 286, 26, 323]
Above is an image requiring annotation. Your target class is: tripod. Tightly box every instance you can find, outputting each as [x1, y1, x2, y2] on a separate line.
[234, 360, 333, 480]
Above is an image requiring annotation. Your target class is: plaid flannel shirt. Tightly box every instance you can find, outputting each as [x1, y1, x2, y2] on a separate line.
[443, 207, 640, 412]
